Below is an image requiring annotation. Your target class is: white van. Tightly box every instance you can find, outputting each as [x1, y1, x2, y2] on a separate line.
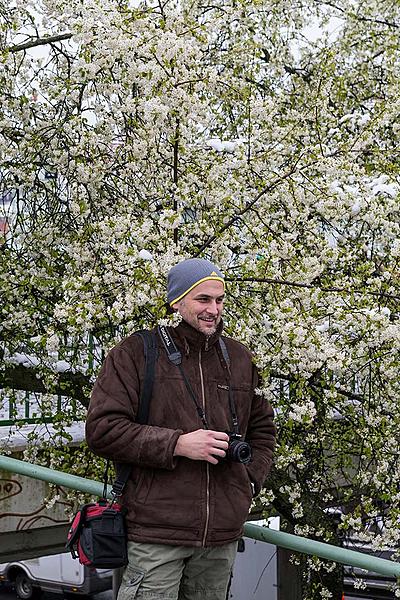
[228, 518, 279, 600]
[0, 552, 113, 599]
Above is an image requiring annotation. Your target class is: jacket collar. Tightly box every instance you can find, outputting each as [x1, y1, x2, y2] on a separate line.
[171, 319, 223, 353]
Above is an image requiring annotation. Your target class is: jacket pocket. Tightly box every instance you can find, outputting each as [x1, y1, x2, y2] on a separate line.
[122, 469, 153, 513]
[210, 462, 253, 533]
[133, 461, 205, 531]
[134, 468, 154, 505]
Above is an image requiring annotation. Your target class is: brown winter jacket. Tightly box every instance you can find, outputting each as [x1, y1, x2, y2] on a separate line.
[85, 320, 276, 547]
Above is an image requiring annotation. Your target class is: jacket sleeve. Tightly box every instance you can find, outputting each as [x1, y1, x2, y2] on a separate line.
[85, 337, 182, 470]
[245, 365, 276, 495]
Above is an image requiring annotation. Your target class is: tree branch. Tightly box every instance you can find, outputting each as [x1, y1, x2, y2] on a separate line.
[1, 364, 90, 408]
[173, 120, 179, 246]
[320, 2, 399, 28]
[8, 33, 73, 54]
[194, 167, 297, 256]
[226, 276, 400, 302]
[270, 370, 364, 402]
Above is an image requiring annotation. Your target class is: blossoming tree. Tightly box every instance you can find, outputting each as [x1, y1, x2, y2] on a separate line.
[1, 1, 400, 597]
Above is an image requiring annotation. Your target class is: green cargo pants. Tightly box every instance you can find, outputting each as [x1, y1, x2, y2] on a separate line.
[117, 540, 238, 600]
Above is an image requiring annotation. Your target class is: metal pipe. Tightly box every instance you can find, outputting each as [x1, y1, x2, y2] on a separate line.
[244, 523, 400, 578]
[0, 454, 111, 498]
[1, 454, 399, 578]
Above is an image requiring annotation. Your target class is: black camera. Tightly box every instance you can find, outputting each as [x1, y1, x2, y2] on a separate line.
[226, 432, 252, 464]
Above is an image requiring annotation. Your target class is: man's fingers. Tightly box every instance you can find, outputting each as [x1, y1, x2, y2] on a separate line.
[206, 435, 228, 464]
[211, 447, 226, 458]
[205, 447, 225, 465]
[209, 436, 228, 448]
[209, 430, 229, 442]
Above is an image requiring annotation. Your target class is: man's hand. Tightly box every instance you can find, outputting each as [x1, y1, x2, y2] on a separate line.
[174, 429, 229, 465]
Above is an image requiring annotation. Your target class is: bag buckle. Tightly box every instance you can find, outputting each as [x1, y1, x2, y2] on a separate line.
[111, 485, 123, 502]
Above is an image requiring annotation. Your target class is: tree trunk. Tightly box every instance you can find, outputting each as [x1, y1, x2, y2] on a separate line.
[277, 547, 303, 600]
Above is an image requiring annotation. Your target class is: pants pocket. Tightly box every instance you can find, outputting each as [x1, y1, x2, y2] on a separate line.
[118, 565, 145, 600]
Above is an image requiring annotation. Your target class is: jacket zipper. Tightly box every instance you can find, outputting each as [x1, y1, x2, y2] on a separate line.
[199, 347, 210, 547]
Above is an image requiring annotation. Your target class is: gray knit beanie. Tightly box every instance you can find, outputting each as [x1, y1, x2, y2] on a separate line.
[167, 258, 224, 306]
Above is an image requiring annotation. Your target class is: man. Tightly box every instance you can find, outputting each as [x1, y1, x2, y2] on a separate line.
[86, 258, 276, 600]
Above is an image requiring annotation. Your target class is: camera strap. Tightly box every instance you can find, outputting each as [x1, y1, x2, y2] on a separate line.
[218, 337, 239, 434]
[158, 325, 210, 429]
[158, 325, 239, 434]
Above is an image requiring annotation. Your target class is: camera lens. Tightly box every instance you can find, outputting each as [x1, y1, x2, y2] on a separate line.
[229, 440, 252, 464]
[237, 444, 252, 464]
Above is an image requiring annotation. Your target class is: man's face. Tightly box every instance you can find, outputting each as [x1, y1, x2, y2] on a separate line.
[173, 280, 224, 336]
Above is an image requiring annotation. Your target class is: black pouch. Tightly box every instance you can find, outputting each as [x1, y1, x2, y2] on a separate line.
[66, 499, 128, 569]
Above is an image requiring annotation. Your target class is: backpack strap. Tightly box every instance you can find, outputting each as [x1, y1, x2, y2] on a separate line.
[111, 330, 158, 498]
[135, 330, 158, 425]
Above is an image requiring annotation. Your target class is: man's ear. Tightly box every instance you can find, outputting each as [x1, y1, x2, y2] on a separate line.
[164, 302, 175, 315]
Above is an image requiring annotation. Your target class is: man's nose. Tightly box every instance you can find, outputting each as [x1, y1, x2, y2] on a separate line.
[206, 301, 219, 314]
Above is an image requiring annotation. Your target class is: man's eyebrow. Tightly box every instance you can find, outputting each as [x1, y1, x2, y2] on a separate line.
[193, 293, 225, 300]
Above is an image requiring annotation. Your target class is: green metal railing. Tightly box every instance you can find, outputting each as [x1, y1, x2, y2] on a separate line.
[1, 454, 399, 578]
[0, 393, 74, 426]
